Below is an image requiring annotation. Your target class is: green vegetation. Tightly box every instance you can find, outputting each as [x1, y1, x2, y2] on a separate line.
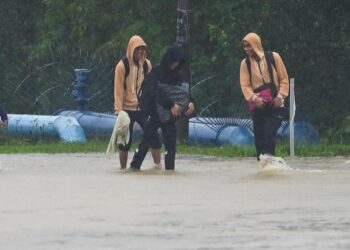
[1, 0, 350, 142]
[178, 144, 350, 158]
[0, 140, 109, 154]
[1, 140, 350, 157]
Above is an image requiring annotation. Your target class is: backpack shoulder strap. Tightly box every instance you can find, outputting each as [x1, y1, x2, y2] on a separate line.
[246, 52, 277, 86]
[265, 51, 276, 68]
[265, 51, 276, 84]
[143, 60, 149, 75]
[121, 57, 130, 90]
[122, 58, 150, 90]
[245, 57, 252, 85]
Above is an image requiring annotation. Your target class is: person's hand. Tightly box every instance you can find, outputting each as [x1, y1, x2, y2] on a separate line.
[185, 102, 195, 117]
[273, 97, 284, 108]
[1, 119, 8, 128]
[254, 96, 268, 109]
[170, 104, 182, 117]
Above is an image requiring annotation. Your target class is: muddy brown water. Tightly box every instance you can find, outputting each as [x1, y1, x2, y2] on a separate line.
[0, 153, 350, 249]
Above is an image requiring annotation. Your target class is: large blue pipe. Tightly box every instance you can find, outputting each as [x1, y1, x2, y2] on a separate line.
[188, 121, 217, 145]
[57, 110, 143, 141]
[189, 117, 319, 146]
[57, 110, 115, 138]
[188, 121, 254, 146]
[7, 114, 86, 143]
[216, 125, 254, 146]
[188, 117, 255, 146]
[278, 121, 319, 144]
[56, 69, 143, 141]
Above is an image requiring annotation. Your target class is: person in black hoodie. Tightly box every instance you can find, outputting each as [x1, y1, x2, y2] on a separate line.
[130, 45, 195, 170]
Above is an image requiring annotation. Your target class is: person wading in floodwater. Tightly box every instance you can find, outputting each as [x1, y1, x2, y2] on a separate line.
[239, 32, 289, 165]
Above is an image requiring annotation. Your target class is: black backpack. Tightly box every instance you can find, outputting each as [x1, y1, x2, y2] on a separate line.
[122, 57, 149, 90]
[245, 51, 276, 85]
[136, 66, 160, 115]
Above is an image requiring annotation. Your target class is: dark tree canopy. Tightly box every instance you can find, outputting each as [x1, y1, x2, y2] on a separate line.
[1, 0, 349, 140]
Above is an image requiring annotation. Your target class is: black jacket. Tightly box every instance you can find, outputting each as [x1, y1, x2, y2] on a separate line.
[138, 45, 194, 118]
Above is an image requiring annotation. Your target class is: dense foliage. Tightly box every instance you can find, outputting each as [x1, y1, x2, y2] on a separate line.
[1, 0, 349, 141]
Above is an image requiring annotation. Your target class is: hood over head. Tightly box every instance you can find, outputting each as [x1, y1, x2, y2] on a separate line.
[126, 35, 147, 64]
[159, 45, 187, 84]
[242, 33, 265, 59]
[160, 45, 187, 69]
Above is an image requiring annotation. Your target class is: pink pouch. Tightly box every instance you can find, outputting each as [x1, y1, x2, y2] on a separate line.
[247, 88, 274, 111]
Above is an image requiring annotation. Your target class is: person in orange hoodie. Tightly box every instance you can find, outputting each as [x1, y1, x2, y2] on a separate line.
[114, 35, 161, 169]
[240, 32, 289, 162]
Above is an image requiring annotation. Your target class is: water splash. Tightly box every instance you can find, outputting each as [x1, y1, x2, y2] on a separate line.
[258, 155, 291, 175]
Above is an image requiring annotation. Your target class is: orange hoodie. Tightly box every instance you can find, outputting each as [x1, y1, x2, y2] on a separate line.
[114, 35, 152, 113]
[239, 33, 289, 101]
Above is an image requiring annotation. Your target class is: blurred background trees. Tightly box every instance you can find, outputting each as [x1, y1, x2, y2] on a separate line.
[1, 0, 349, 141]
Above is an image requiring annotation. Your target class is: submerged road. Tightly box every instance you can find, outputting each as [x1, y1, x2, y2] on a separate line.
[0, 153, 350, 249]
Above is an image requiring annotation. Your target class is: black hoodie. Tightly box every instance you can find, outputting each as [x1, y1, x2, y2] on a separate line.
[138, 45, 192, 120]
[159, 45, 187, 86]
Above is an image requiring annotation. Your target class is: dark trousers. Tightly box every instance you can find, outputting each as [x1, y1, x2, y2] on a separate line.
[118, 110, 150, 151]
[130, 114, 177, 170]
[252, 108, 283, 160]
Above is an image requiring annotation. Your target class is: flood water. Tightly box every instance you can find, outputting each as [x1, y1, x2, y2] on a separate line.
[0, 153, 349, 249]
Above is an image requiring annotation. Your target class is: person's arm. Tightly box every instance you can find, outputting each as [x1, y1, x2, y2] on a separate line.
[272, 52, 289, 108]
[114, 61, 125, 114]
[185, 95, 195, 117]
[274, 52, 289, 98]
